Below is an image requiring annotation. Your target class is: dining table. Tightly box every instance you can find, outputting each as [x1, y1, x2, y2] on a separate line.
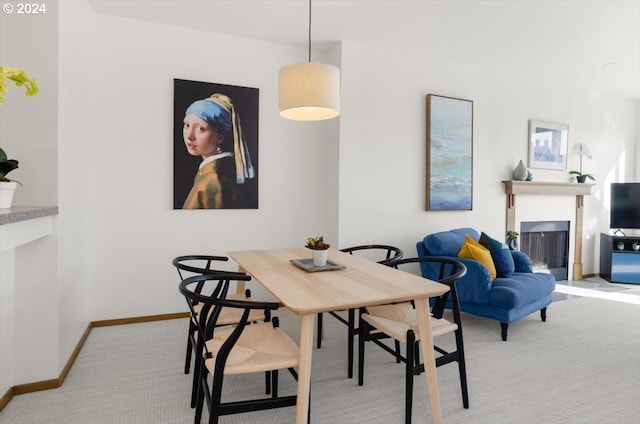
[228, 247, 449, 424]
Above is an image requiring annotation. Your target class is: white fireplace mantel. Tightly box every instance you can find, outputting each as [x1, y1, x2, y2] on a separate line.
[502, 180, 594, 197]
[502, 181, 594, 280]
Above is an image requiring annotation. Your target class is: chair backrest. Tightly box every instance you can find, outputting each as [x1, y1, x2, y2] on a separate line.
[172, 255, 242, 280]
[179, 273, 278, 323]
[340, 245, 404, 266]
[172, 255, 249, 304]
[393, 257, 467, 320]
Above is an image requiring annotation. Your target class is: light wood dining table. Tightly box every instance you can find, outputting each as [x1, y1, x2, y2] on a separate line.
[228, 247, 449, 424]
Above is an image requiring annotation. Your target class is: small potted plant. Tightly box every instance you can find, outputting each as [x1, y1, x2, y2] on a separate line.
[506, 230, 519, 251]
[0, 66, 38, 208]
[632, 241, 639, 252]
[569, 143, 595, 183]
[0, 148, 21, 208]
[306, 236, 331, 267]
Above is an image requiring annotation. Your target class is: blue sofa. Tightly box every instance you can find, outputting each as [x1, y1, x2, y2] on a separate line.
[416, 228, 556, 341]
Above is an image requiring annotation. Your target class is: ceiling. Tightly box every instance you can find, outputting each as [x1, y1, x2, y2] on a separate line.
[88, 0, 640, 99]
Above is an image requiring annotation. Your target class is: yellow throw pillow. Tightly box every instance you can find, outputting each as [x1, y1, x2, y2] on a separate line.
[458, 234, 485, 254]
[458, 235, 497, 279]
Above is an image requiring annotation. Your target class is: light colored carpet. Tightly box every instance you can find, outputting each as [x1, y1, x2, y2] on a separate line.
[0, 295, 638, 424]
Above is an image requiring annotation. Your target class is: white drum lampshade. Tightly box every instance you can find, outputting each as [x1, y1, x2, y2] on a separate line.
[279, 62, 340, 121]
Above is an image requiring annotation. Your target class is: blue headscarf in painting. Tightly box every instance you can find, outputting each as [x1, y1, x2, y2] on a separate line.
[185, 94, 255, 185]
[185, 99, 232, 138]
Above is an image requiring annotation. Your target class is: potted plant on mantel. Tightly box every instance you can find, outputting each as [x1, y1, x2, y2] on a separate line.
[0, 66, 39, 208]
[506, 230, 519, 251]
[306, 236, 331, 267]
[569, 143, 595, 183]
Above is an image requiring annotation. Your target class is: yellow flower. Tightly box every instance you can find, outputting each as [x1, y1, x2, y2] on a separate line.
[0, 66, 39, 104]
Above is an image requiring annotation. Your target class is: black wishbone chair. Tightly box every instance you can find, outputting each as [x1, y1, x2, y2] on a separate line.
[179, 273, 300, 424]
[316, 245, 404, 378]
[172, 255, 269, 407]
[358, 257, 469, 424]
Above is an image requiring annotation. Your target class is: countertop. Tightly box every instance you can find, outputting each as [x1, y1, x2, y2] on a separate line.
[0, 206, 59, 225]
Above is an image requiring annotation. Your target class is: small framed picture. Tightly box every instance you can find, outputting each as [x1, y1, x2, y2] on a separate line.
[528, 120, 568, 170]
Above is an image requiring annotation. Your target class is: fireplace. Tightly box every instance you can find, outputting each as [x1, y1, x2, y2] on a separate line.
[503, 181, 594, 280]
[520, 221, 570, 281]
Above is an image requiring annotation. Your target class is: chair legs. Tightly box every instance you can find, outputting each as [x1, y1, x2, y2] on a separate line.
[317, 309, 358, 378]
[359, 322, 469, 423]
[405, 331, 416, 424]
[185, 320, 195, 374]
[358, 314, 365, 387]
[452, 328, 470, 409]
[194, 365, 298, 424]
[317, 312, 322, 347]
[347, 309, 355, 378]
[358, 313, 403, 386]
[191, 330, 206, 408]
[194, 361, 206, 424]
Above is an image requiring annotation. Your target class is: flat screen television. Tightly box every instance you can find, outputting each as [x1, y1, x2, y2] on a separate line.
[610, 182, 640, 230]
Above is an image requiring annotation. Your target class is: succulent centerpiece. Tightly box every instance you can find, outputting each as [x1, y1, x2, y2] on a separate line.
[306, 236, 330, 266]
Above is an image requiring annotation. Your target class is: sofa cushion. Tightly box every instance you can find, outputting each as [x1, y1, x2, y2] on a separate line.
[490, 272, 556, 309]
[458, 235, 497, 279]
[422, 227, 479, 257]
[479, 232, 515, 278]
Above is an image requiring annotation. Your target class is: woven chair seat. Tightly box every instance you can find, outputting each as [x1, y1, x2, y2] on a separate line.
[205, 322, 299, 375]
[363, 303, 458, 343]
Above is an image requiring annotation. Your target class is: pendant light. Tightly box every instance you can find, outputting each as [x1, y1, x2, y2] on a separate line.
[278, 0, 340, 121]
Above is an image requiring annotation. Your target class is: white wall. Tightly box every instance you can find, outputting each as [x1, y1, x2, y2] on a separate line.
[0, 0, 62, 389]
[0, 1, 58, 205]
[0, 0, 637, 388]
[57, 0, 93, 377]
[59, 2, 336, 323]
[338, 41, 638, 273]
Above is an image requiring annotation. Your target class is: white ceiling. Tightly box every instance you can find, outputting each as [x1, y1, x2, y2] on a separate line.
[88, 0, 640, 99]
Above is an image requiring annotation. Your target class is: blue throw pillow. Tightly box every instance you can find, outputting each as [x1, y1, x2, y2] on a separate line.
[479, 232, 515, 278]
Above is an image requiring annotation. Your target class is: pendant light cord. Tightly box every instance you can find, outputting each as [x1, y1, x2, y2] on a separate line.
[308, 0, 312, 62]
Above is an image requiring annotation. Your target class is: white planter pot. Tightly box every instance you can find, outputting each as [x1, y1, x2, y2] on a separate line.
[311, 249, 329, 267]
[0, 181, 18, 209]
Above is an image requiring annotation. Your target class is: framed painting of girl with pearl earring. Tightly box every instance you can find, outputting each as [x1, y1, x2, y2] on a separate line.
[173, 78, 259, 209]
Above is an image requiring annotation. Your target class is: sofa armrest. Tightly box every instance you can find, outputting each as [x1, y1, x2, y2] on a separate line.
[416, 240, 428, 257]
[419, 256, 492, 304]
[511, 250, 533, 273]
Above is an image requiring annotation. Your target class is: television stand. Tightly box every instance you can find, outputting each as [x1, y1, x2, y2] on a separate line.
[599, 233, 640, 284]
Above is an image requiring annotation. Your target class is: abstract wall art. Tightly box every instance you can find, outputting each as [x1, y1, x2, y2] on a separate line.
[425, 94, 473, 211]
